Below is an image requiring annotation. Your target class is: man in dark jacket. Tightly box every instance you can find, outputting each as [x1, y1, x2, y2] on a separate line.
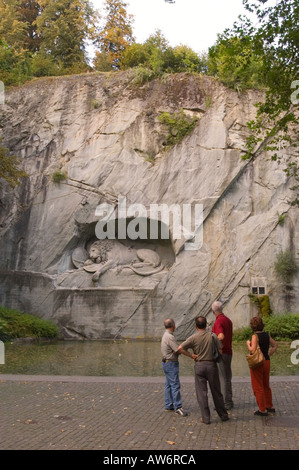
[178, 316, 229, 424]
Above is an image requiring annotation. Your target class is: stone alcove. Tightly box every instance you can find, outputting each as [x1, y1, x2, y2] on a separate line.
[57, 216, 175, 289]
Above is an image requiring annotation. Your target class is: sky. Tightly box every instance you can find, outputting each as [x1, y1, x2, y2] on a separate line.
[91, 0, 251, 54]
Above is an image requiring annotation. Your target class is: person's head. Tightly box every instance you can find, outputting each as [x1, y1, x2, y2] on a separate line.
[195, 316, 207, 330]
[212, 300, 223, 317]
[250, 316, 264, 332]
[164, 318, 175, 331]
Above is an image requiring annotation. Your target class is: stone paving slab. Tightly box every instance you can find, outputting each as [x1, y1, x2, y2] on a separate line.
[0, 375, 298, 451]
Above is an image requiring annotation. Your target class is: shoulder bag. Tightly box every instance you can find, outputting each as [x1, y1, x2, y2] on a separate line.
[246, 333, 265, 369]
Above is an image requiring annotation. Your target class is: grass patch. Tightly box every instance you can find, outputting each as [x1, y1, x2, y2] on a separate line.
[0, 305, 58, 342]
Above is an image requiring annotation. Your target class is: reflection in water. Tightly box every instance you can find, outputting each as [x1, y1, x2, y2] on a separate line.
[0, 340, 297, 377]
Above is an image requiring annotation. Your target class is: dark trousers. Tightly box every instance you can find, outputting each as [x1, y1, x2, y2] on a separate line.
[194, 361, 228, 423]
[217, 353, 233, 409]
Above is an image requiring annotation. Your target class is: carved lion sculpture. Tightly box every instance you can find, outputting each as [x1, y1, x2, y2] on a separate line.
[72, 240, 164, 282]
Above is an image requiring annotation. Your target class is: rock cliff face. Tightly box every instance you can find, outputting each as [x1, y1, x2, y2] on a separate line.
[0, 72, 298, 339]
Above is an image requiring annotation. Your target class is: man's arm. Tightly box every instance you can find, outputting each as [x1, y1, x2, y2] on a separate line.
[177, 345, 198, 360]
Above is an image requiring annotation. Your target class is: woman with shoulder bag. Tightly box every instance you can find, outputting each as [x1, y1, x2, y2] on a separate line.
[246, 317, 277, 416]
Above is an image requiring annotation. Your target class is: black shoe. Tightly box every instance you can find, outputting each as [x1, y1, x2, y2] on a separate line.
[164, 407, 174, 411]
[254, 410, 268, 416]
[175, 407, 189, 417]
[266, 408, 275, 413]
[221, 415, 229, 422]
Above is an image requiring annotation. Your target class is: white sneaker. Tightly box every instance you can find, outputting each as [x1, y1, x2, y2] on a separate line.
[175, 407, 189, 417]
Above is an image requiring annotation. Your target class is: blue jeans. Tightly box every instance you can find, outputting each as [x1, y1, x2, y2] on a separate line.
[162, 361, 182, 410]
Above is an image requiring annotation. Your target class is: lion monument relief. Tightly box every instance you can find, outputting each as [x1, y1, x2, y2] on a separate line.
[72, 240, 165, 282]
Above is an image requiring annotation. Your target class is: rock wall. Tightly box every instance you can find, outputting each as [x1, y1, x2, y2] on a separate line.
[0, 71, 298, 339]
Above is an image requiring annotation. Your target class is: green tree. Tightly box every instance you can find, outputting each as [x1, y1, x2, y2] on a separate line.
[0, 0, 41, 52]
[36, 0, 98, 73]
[0, 0, 99, 81]
[0, 140, 27, 188]
[0, 39, 31, 85]
[94, 0, 134, 70]
[214, 0, 299, 205]
[120, 42, 148, 69]
[0, 1, 41, 83]
[143, 29, 168, 74]
[121, 30, 207, 76]
[17, 1, 42, 52]
[170, 45, 207, 74]
[0, 0, 27, 49]
[208, 35, 265, 91]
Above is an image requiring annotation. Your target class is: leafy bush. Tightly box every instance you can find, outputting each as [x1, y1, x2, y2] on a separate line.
[52, 170, 67, 183]
[249, 294, 272, 318]
[158, 109, 198, 147]
[233, 313, 299, 342]
[263, 314, 299, 341]
[274, 249, 298, 286]
[130, 66, 157, 85]
[0, 305, 58, 341]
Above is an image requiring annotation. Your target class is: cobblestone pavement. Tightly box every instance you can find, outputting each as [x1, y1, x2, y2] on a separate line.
[0, 375, 298, 451]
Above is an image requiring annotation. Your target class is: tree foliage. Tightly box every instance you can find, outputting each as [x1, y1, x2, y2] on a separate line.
[208, 0, 299, 205]
[36, 0, 98, 73]
[0, 139, 27, 188]
[0, 0, 30, 51]
[0, 0, 98, 82]
[94, 0, 134, 70]
[121, 30, 207, 78]
[207, 35, 265, 92]
[0, 0, 207, 81]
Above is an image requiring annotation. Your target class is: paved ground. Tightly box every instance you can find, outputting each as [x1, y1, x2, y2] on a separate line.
[0, 374, 298, 451]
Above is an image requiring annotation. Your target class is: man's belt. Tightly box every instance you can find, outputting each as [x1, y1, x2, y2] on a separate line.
[162, 358, 178, 363]
[195, 359, 214, 362]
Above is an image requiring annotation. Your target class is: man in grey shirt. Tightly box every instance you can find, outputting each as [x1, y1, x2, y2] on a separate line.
[161, 318, 196, 416]
[179, 316, 229, 424]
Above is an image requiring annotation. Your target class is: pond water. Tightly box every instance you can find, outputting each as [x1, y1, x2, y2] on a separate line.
[0, 340, 298, 377]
